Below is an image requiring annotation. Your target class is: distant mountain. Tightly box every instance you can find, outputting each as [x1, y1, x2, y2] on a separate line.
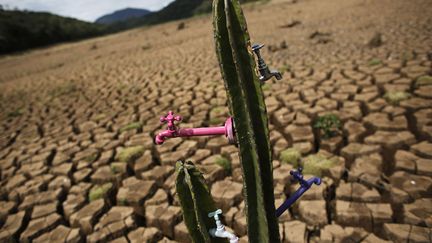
[95, 8, 152, 25]
[0, 9, 106, 54]
[107, 0, 261, 31]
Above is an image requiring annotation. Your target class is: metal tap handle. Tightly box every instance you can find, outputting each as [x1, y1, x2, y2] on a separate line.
[252, 43, 264, 58]
[208, 209, 224, 229]
[208, 209, 223, 219]
[290, 167, 321, 188]
[160, 111, 182, 130]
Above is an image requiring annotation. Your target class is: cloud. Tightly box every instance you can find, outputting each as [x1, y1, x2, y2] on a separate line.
[0, 0, 174, 22]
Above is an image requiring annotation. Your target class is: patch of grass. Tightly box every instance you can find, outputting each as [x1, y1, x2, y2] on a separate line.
[118, 197, 127, 206]
[110, 162, 127, 174]
[94, 113, 106, 121]
[384, 91, 410, 105]
[302, 154, 336, 177]
[117, 83, 128, 90]
[401, 51, 414, 62]
[368, 58, 382, 66]
[314, 114, 342, 139]
[84, 154, 98, 163]
[119, 122, 142, 133]
[49, 83, 78, 97]
[416, 75, 432, 87]
[210, 106, 225, 115]
[280, 148, 301, 167]
[215, 156, 232, 174]
[88, 183, 112, 202]
[262, 83, 272, 91]
[279, 64, 291, 74]
[209, 117, 223, 125]
[116, 146, 145, 163]
[7, 108, 24, 118]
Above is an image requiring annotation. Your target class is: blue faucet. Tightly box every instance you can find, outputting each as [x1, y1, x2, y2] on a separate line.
[275, 167, 321, 217]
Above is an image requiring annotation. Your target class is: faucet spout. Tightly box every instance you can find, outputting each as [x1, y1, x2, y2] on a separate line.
[209, 228, 239, 243]
[208, 209, 239, 243]
[154, 129, 177, 145]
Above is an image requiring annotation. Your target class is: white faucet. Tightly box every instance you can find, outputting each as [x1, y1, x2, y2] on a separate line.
[208, 209, 239, 243]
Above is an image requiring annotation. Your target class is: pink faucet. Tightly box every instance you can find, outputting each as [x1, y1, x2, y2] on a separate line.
[154, 111, 236, 145]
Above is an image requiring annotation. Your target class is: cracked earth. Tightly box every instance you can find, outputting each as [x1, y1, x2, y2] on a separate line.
[0, 0, 431, 242]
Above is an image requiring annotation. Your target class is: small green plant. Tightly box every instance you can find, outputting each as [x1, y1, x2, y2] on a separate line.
[215, 156, 232, 174]
[368, 58, 382, 66]
[302, 154, 336, 177]
[88, 183, 112, 202]
[118, 197, 127, 206]
[116, 146, 145, 163]
[280, 148, 301, 167]
[416, 75, 432, 87]
[84, 153, 98, 163]
[384, 91, 410, 105]
[49, 83, 78, 97]
[119, 122, 143, 133]
[262, 83, 271, 91]
[111, 162, 127, 174]
[209, 117, 223, 125]
[279, 64, 291, 75]
[314, 114, 342, 139]
[7, 108, 24, 118]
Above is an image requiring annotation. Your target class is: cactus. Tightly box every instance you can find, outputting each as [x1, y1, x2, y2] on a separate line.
[212, 0, 280, 242]
[175, 160, 228, 243]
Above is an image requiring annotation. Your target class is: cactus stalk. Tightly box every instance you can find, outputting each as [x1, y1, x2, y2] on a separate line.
[175, 160, 228, 243]
[212, 0, 280, 242]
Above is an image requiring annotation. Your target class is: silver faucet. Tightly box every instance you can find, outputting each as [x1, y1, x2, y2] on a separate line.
[252, 43, 282, 82]
[208, 209, 239, 243]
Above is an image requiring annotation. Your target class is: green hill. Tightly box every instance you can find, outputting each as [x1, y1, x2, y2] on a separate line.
[0, 9, 106, 54]
[107, 0, 261, 31]
[0, 0, 263, 54]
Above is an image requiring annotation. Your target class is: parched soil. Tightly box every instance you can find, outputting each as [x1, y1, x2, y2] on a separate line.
[0, 0, 431, 242]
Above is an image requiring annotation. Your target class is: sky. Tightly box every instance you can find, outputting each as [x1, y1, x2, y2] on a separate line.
[0, 0, 175, 22]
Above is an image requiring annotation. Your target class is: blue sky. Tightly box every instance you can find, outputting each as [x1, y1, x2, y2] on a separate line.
[0, 0, 175, 22]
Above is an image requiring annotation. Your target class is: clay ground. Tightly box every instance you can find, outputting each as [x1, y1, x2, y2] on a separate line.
[0, 0, 432, 242]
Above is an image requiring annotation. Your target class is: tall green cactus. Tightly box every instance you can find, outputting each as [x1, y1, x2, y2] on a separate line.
[213, 0, 280, 242]
[175, 160, 228, 243]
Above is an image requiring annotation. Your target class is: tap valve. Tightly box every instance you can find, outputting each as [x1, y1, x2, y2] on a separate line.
[275, 167, 321, 217]
[160, 111, 182, 131]
[252, 43, 282, 82]
[208, 209, 224, 230]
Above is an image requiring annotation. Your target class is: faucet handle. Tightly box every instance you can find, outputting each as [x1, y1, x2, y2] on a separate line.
[160, 111, 182, 130]
[252, 43, 264, 53]
[290, 167, 306, 184]
[290, 167, 322, 188]
[208, 209, 223, 219]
